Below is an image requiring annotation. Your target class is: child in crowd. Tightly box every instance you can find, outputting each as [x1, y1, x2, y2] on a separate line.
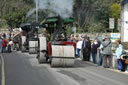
[7, 38, 13, 53]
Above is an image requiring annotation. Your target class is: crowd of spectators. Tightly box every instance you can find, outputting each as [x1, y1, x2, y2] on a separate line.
[0, 32, 13, 53]
[69, 34, 128, 72]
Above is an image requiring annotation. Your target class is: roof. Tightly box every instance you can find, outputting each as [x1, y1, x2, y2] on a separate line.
[42, 17, 74, 24]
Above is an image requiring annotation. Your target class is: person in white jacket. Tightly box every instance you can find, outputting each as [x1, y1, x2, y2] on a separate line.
[76, 38, 83, 57]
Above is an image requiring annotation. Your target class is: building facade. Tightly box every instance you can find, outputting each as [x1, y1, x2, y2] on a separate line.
[121, 0, 128, 42]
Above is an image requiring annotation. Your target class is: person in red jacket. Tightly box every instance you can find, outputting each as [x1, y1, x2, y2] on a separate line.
[2, 38, 7, 53]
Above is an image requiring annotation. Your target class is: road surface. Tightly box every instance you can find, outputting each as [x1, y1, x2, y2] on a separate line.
[0, 51, 128, 85]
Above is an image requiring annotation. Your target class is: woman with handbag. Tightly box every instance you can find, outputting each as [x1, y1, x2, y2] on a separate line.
[116, 40, 126, 72]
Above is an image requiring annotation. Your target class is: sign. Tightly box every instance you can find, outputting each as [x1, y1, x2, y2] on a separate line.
[118, 19, 121, 32]
[109, 18, 114, 29]
[110, 33, 120, 42]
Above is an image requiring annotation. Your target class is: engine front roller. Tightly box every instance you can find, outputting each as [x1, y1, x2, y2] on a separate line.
[29, 39, 38, 54]
[51, 45, 75, 67]
[37, 37, 47, 63]
[21, 36, 26, 52]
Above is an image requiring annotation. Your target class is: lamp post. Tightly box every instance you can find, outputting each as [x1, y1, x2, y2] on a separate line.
[36, 0, 38, 23]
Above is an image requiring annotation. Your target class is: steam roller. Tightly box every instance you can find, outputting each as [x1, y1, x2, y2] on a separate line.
[37, 37, 75, 67]
[37, 16, 76, 67]
[19, 23, 39, 53]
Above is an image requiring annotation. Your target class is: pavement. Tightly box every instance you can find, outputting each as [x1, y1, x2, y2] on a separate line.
[0, 51, 128, 85]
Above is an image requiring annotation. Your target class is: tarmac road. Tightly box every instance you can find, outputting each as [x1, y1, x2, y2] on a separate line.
[1, 51, 128, 85]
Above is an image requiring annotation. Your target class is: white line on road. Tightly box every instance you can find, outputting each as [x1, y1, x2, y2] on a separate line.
[0, 56, 1, 65]
[0, 54, 5, 85]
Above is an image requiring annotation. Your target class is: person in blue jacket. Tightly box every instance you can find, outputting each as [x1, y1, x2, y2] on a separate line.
[116, 40, 125, 72]
[0, 37, 3, 53]
[91, 40, 99, 64]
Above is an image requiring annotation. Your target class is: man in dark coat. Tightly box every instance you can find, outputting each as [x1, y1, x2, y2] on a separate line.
[82, 35, 87, 61]
[91, 40, 99, 64]
[86, 37, 91, 61]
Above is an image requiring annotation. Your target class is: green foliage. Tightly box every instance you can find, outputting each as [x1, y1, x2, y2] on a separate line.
[73, 0, 121, 33]
[23, 0, 34, 4]
[112, 3, 121, 19]
[0, 0, 122, 32]
[4, 7, 30, 28]
[0, 19, 9, 29]
[66, 26, 73, 35]
[111, 3, 121, 32]
[0, 0, 34, 28]
[88, 22, 106, 33]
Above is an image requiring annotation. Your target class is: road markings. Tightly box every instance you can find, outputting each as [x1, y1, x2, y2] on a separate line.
[0, 56, 1, 65]
[0, 55, 5, 85]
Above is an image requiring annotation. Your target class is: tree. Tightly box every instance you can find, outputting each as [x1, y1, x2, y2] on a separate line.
[4, 6, 30, 28]
[111, 3, 121, 32]
[73, 0, 121, 33]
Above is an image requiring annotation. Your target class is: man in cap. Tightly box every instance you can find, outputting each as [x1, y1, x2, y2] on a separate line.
[102, 36, 112, 68]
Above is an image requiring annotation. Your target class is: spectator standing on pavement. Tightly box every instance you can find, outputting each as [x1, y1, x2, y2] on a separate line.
[91, 39, 99, 64]
[86, 37, 91, 61]
[116, 40, 126, 72]
[125, 53, 128, 72]
[75, 35, 79, 42]
[120, 53, 128, 72]
[3, 33, 6, 39]
[97, 38, 106, 66]
[13, 36, 19, 50]
[96, 38, 101, 47]
[102, 36, 112, 68]
[76, 38, 83, 58]
[0, 37, 3, 53]
[82, 35, 87, 61]
[69, 34, 74, 42]
[2, 38, 7, 53]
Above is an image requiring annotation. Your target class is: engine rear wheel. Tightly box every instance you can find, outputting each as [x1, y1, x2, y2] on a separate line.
[37, 37, 47, 64]
[50, 45, 75, 67]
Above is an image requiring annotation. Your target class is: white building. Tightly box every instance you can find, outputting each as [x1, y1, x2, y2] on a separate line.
[121, 0, 128, 42]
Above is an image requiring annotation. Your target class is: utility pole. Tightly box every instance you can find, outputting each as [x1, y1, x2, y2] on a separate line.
[36, 0, 38, 23]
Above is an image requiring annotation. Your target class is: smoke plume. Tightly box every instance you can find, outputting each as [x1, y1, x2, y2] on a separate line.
[27, 0, 74, 19]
